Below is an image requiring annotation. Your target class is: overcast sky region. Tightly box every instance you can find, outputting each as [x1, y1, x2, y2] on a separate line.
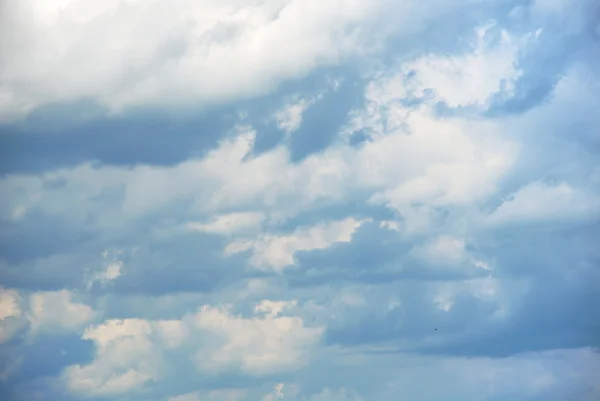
[1, 0, 600, 400]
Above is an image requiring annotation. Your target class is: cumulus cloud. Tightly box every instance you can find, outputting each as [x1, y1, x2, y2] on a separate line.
[194, 301, 324, 375]
[308, 388, 363, 401]
[86, 251, 124, 289]
[1, 287, 98, 345]
[256, 384, 362, 401]
[26, 290, 96, 336]
[261, 383, 287, 401]
[169, 389, 247, 401]
[486, 181, 600, 225]
[407, 235, 492, 275]
[168, 392, 203, 401]
[0, 0, 387, 121]
[0, 289, 21, 322]
[400, 21, 524, 109]
[224, 218, 365, 271]
[57, 298, 322, 397]
[62, 319, 160, 397]
[275, 98, 314, 135]
[0, 288, 24, 344]
[0, 80, 516, 235]
[187, 212, 266, 236]
[153, 319, 190, 349]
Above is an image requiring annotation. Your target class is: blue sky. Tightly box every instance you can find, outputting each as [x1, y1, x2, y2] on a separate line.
[0, 0, 599, 400]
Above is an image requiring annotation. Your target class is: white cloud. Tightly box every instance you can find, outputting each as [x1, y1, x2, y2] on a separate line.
[308, 388, 363, 401]
[0, 0, 387, 121]
[0, 288, 24, 344]
[261, 383, 287, 401]
[187, 128, 354, 218]
[168, 392, 201, 401]
[379, 220, 401, 232]
[224, 218, 365, 271]
[194, 302, 323, 375]
[275, 98, 312, 134]
[258, 385, 362, 401]
[408, 236, 492, 274]
[152, 319, 189, 349]
[358, 113, 515, 233]
[2, 3, 600, 401]
[0, 71, 517, 231]
[0, 288, 21, 321]
[274, 91, 326, 134]
[254, 300, 297, 318]
[432, 276, 502, 313]
[401, 21, 523, 109]
[87, 261, 123, 289]
[168, 390, 247, 401]
[409, 236, 469, 267]
[0, 99, 516, 247]
[60, 298, 322, 397]
[487, 181, 600, 225]
[1, 1, 600, 400]
[3, 0, 526, 122]
[345, 22, 528, 142]
[187, 211, 265, 236]
[27, 290, 96, 335]
[63, 314, 224, 398]
[62, 318, 160, 397]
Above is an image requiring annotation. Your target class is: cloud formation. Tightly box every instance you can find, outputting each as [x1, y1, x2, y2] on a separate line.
[1, 0, 599, 400]
[0, 0, 387, 121]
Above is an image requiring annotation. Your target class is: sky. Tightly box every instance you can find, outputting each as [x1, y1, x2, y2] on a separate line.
[0, 0, 599, 400]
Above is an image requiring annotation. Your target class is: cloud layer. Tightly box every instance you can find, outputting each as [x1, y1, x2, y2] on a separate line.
[1, 0, 599, 400]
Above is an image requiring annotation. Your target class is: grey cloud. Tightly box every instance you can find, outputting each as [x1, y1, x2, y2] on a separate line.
[322, 220, 600, 357]
[0, 106, 229, 175]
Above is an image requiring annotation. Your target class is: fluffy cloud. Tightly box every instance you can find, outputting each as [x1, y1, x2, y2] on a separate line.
[0, 288, 24, 344]
[85, 250, 125, 290]
[486, 181, 600, 225]
[62, 319, 160, 396]
[0, 288, 99, 348]
[26, 290, 97, 335]
[169, 389, 247, 401]
[194, 301, 324, 375]
[307, 388, 363, 401]
[275, 98, 314, 135]
[0, 84, 516, 233]
[187, 212, 266, 236]
[0, 0, 387, 121]
[55, 298, 321, 397]
[224, 218, 365, 271]
[395, 21, 524, 110]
